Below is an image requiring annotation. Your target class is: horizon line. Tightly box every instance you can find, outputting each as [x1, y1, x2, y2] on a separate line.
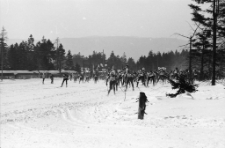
[7, 36, 187, 41]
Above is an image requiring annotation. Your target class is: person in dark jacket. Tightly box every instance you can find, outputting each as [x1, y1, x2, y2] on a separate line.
[61, 73, 69, 87]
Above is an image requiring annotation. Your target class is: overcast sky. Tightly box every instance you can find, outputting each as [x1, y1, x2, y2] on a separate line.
[0, 0, 195, 40]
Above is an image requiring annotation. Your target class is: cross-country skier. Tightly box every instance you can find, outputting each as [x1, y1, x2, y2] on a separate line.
[79, 73, 84, 84]
[50, 73, 54, 84]
[146, 71, 155, 86]
[124, 65, 134, 91]
[42, 73, 45, 84]
[107, 66, 116, 95]
[93, 73, 98, 83]
[167, 73, 197, 98]
[61, 73, 69, 87]
[173, 67, 180, 80]
[136, 68, 146, 87]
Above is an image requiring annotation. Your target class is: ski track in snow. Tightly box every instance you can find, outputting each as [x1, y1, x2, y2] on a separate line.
[1, 78, 225, 148]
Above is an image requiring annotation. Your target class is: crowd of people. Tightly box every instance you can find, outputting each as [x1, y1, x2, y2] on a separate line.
[41, 65, 200, 96]
[105, 65, 195, 95]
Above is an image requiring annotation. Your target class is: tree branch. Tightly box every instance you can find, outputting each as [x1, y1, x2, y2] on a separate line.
[174, 33, 189, 39]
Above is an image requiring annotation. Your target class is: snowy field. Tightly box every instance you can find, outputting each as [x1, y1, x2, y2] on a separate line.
[1, 78, 225, 148]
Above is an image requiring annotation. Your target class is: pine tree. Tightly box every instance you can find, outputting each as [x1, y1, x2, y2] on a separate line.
[74, 63, 81, 73]
[107, 51, 116, 69]
[8, 44, 16, 70]
[65, 50, 74, 70]
[57, 44, 65, 72]
[73, 52, 85, 71]
[18, 41, 28, 70]
[192, 31, 211, 80]
[127, 57, 136, 71]
[27, 35, 37, 70]
[121, 52, 127, 66]
[35, 37, 56, 70]
[0, 27, 8, 80]
[189, 0, 224, 85]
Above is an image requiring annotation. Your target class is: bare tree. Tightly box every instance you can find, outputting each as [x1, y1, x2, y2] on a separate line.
[174, 23, 200, 84]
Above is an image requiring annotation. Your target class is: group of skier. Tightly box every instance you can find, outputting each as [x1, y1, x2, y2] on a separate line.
[42, 73, 54, 84]
[42, 73, 68, 87]
[41, 71, 100, 87]
[40, 65, 195, 97]
[105, 65, 196, 95]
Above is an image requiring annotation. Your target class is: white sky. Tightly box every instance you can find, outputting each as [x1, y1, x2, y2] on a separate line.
[0, 0, 196, 40]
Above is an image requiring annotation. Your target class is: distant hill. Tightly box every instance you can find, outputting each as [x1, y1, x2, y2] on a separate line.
[7, 36, 187, 61]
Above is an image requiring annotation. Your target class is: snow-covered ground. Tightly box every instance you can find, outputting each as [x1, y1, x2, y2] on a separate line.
[1, 78, 225, 148]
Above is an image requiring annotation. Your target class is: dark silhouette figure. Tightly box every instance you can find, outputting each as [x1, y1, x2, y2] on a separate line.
[136, 68, 146, 87]
[167, 74, 197, 98]
[50, 74, 54, 84]
[124, 65, 134, 91]
[42, 73, 45, 84]
[61, 73, 69, 87]
[79, 74, 84, 84]
[94, 74, 98, 83]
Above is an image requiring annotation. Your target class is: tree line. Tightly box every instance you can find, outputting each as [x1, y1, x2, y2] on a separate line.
[0, 34, 74, 73]
[0, 32, 189, 74]
[73, 49, 189, 73]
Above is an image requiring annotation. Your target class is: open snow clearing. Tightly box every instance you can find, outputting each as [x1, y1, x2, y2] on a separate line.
[1, 78, 225, 148]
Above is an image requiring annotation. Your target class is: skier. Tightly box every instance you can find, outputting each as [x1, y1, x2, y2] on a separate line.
[61, 73, 69, 87]
[106, 71, 110, 86]
[42, 73, 45, 84]
[85, 75, 90, 82]
[79, 73, 84, 84]
[157, 68, 167, 83]
[107, 66, 116, 95]
[146, 71, 155, 86]
[136, 68, 146, 87]
[173, 67, 180, 80]
[167, 74, 197, 98]
[50, 73, 54, 84]
[124, 65, 134, 91]
[94, 73, 98, 83]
